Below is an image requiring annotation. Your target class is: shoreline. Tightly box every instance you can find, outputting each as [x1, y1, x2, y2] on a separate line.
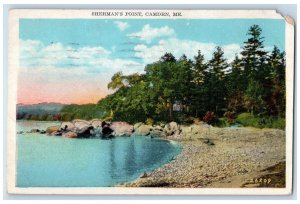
[18, 120, 286, 188]
[121, 126, 286, 188]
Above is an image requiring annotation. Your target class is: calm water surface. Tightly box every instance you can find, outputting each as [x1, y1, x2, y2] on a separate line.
[16, 121, 181, 187]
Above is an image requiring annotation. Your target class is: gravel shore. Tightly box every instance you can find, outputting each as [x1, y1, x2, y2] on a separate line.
[123, 126, 286, 188]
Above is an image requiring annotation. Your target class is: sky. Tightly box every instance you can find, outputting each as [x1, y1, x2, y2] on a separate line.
[18, 18, 285, 105]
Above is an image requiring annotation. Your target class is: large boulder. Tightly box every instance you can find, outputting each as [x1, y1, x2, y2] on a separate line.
[102, 126, 114, 137]
[76, 126, 94, 138]
[133, 122, 143, 132]
[62, 131, 78, 138]
[90, 119, 102, 128]
[134, 124, 152, 136]
[72, 120, 93, 136]
[164, 121, 180, 136]
[73, 119, 91, 129]
[46, 125, 60, 134]
[111, 122, 133, 136]
[60, 122, 75, 132]
[150, 125, 166, 138]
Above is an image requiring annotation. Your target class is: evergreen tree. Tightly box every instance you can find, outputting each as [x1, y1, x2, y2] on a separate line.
[207, 46, 228, 114]
[190, 50, 209, 116]
[266, 46, 286, 116]
[227, 55, 244, 112]
[241, 24, 268, 81]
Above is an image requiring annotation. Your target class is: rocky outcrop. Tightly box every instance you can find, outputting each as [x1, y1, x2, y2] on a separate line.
[60, 122, 75, 132]
[101, 121, 113, 137]
[90, 119, 102, 128]
[44, 120, 210, 139]
[73, 119, 91, 130]
[132, 122, 181, 138]
[133, 122, 143, 131]
[46, 125, 60, 134]
[164, 122, 181, 136]
[111, 122, 133, 136]
[150, 125, 166, 138]
[133, 124, 152, 136]
[62, 131, 78, 138]
[76, 126, 94, 138]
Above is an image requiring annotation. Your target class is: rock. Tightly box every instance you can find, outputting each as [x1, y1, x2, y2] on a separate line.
[17, 131, 24, 134]
[111, 122, 133, 136]
[152, 125, 163, 132]
[150, 126, 166, 137]
[30, 129, 40, 133]
[90, 119, 102, 128]
[133, 122, 143, 132]
[150, 130, 164, 137]
[46, 125, 60, 134]
[73, 119, 91, 130]
[62, 131, 78, 138]
[60, 122, 75, 131]
[102, 126, 114, 137]
[164, 122, 180, 136]
[169, 121, 178, 130]
[134, 124, 152, 136]
[40, 130, 46, 134]
[101, 121, 111, 128]
[100, 121, 114, 137]
[76, 126, 94, 138]
[51, 131, 62, 136]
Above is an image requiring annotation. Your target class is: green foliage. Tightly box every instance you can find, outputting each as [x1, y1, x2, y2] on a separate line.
[60, 104, 104, 120]
[95, 24, 285, 128]
[19, 25, 285, 130]
[236, 113, 285, 129]
[145, 118, 154, 126]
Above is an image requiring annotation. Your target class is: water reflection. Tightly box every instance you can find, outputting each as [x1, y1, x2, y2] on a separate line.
[17, 121, 181, 187]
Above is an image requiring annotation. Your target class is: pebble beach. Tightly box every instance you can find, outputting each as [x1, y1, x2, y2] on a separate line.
[123, 126, 286, 188]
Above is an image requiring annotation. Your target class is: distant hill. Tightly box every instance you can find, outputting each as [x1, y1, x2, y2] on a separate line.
[17, 103, 65, 119]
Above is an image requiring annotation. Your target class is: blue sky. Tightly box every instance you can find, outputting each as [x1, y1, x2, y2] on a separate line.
[18, 19, 285, 104]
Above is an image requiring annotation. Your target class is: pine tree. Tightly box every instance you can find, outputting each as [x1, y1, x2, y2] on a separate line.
[190, 50, 209, 116]
[266, 46, 286, 116]
[227, 55, 244, 113]
[241, 24, 268, 81]
[207, 46, 229, 114]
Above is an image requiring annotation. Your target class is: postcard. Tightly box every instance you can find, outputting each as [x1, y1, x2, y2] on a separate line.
[7, 9, 294, 195]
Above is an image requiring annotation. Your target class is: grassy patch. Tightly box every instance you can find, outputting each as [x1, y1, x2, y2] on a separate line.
[236, 113, 285, 129]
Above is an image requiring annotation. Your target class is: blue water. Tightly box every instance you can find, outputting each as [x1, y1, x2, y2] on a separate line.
[16, 121, 181, 187]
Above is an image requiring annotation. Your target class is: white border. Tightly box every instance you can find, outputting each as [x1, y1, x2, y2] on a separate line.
[6, 9, 294, 195]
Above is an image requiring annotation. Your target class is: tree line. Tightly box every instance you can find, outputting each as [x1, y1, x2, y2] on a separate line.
[97, 24, 285, 128]
[19, 25, 285, 129]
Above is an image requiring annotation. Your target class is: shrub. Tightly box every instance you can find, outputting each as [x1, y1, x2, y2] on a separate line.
[224, 111, 236, 124]
[145, 118, 154, 126]
[202, 111, 217, 125]
[236, 112, 285, 129]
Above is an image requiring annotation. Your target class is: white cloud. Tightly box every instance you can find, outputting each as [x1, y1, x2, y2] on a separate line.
[20, 39, 143, 73]
[133, 38, 241, 64]
[128, 24, 175, 43]
[19, 39, 145, 100]
[114, 21, 129, 31]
